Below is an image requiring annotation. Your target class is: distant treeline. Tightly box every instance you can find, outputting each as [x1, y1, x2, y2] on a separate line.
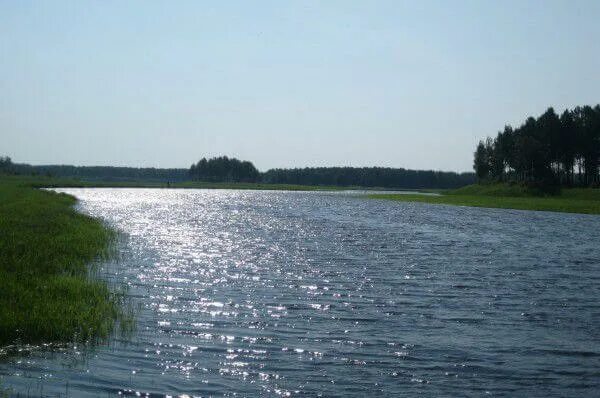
[262, 167, 475, 189]
[0, 158, 188, 182]
[1, 155, 475, 189]
[474, 105, 600, 187]
[0, 156, 11, 171]
[186, 157, 474, 188]
[189, 156, 260, 182]
[188, 156, 474, 188]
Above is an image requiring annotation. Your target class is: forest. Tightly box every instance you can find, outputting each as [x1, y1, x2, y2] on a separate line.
[189, 157, 474, 188]
[474, 105, 600, 187]
[1, 156, 475, 189]
[189, 156, 261, 182]
[262, 166, 475, 189]
[0, 158, 189, 182]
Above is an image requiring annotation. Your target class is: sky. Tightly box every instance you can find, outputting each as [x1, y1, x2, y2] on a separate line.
[1, 1, 599, 172]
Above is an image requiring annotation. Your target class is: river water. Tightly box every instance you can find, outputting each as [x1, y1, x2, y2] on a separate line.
[1, 188, 600, 397]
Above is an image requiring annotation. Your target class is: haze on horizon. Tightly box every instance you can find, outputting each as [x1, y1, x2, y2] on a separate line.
[1, 1, 599, 173]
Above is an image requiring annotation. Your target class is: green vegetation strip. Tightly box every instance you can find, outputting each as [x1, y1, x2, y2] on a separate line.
[368, 184, 600, 215]
[0, 177, 125, 346]
[37, 179, 346, 191]
[7, 175, 352, 191]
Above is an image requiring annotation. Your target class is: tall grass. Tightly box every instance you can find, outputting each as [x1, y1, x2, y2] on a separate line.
[0, 177, 124, 345]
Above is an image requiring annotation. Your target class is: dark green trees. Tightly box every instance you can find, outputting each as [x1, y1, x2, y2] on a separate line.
[474, 105, 600, 187]
[189, 158, 476, 188]
[0, 156, 13, 173]
[473, 141, 489, 181]
[4, 155, 475, 189]
[262, 167, 475, 189]
[189, 156, 260, 182]
[8, 164, 189, 182]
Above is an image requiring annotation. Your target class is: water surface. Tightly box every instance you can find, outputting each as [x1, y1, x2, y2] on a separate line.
[1, 188, 599, 397]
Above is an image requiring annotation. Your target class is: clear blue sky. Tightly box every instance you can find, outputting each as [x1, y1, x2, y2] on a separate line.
[1, 1, 599, 172]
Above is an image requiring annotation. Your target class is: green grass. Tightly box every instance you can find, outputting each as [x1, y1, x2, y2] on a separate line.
[447, 183, 539, 197]
[0, 176, 126, 346]
[8, 174, 419, 192]
[369, 184, 600, 215]
[8, 175, 347, 191]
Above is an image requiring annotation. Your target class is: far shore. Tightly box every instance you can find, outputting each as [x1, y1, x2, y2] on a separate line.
[6, 175, 599, 215]
[8, 175, 437, 193]
[369, 184, 600, 215]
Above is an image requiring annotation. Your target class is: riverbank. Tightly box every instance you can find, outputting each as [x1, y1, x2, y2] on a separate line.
[5, 175, 406, 192]
[369, 184, 600, 215]
[0, 177, 124, 346]
[5, 175, 341, 191]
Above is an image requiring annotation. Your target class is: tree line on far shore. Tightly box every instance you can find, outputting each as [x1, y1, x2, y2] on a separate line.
[261, 167, 474, 189]
[188, 156, 475, 188]
[1, 155, 475, 189]
[0, 156, 12, 171]
[0, 158, 189, 182]
[189, 156, 261, 182]
[474, 105, 600, 188]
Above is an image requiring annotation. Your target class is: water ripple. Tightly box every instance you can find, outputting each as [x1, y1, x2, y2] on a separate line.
[1, 188, 599, 397]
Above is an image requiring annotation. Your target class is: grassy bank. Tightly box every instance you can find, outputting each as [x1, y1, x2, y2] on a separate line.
[10, 175, 347, 191]
[7, 175, 420, 191]
[369, 184, 600, 215]
[0, 177, 124, 346]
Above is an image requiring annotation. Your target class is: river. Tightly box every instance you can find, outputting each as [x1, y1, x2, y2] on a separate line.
[1, 188, 599, 397]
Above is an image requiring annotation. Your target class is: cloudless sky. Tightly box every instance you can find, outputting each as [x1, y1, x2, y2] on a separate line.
[1, 1, 599, 172]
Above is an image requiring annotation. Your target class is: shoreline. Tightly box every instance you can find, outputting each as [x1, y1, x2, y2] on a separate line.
[7, 174, 437, 193]
[368, 184, 600, 215]
[0, 177, 125, 347]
